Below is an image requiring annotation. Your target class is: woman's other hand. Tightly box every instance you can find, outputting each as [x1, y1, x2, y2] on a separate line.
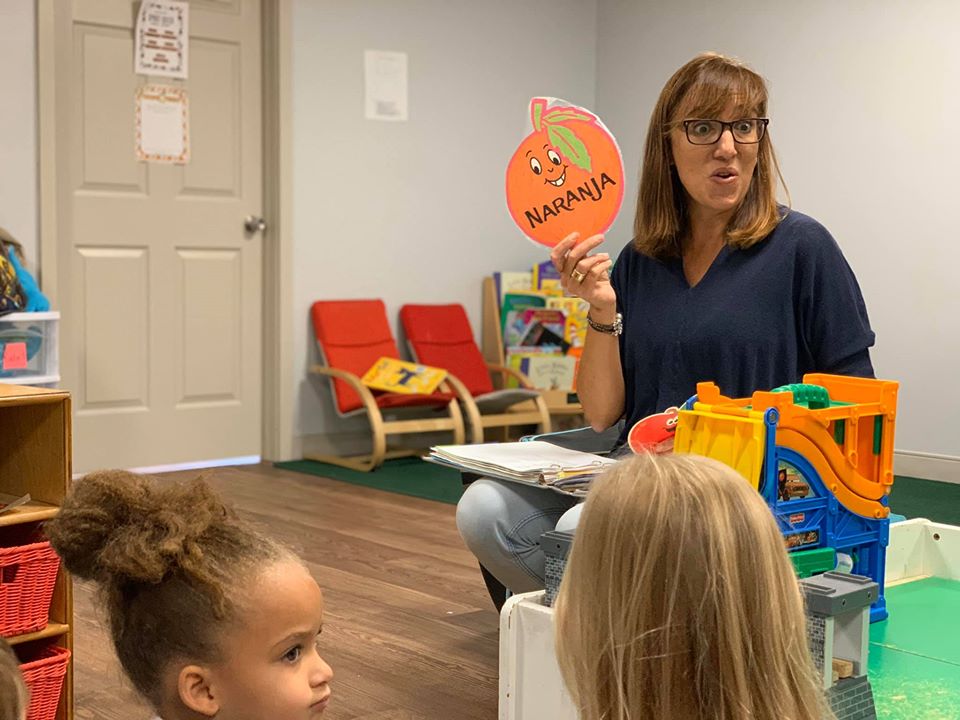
[550, 233, 616, 316]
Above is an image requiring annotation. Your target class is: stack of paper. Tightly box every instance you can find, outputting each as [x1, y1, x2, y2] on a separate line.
[428, 441, 617, 494]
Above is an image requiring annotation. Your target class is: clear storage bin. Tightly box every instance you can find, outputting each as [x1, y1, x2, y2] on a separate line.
[0, 311, 60, 386]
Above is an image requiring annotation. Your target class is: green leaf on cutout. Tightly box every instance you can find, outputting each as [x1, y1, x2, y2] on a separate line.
[547, 125, 592, 173]
[543, 108, 595, 125]
[531, 99, 547, 132]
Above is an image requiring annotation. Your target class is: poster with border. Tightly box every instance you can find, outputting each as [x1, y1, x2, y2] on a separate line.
[135, 0, 189, 79]
[136, 85, 190, 164]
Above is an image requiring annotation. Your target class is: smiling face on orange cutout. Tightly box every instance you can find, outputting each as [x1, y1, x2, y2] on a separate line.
[526, 143, 568, 189]
[506, 99, 625, 248]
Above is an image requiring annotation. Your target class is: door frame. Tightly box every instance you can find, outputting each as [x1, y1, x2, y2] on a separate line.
[36, 0, 295, 463]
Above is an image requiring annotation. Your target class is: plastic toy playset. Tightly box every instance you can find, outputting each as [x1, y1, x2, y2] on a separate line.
[674, 373, 899, 622]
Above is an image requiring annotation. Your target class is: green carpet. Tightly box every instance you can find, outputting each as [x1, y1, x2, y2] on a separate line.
[888, 476, 960, 526]
[870, 578, 960, 719]
[275, 458, 959, 521]
[274, 457, 464, 505]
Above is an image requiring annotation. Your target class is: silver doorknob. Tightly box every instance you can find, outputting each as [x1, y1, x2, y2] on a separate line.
[244, 215, 267, 234]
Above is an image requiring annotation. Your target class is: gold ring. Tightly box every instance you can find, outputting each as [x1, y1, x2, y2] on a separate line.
[571, 269, 586, 283]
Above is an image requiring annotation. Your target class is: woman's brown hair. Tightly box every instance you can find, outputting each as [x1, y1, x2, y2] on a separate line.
[555, 454, 829, 720]
[634, 52, 789, 259]
[44, 470, 295, 711]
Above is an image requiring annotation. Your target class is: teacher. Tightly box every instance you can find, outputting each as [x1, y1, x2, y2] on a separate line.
[457, 52, 875, 607]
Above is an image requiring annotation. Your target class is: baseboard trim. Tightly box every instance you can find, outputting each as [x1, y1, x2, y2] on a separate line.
[298, 429, 455, 461]
[894, 450, 960, 485]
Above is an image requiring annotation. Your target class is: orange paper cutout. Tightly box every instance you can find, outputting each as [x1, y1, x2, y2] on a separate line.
[506, 98, 625, 248]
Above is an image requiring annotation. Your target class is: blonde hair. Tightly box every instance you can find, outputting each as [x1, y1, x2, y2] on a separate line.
[633, 52, 789, 259]
[555, 454, 828, 720]
[0, 637, 28, 720]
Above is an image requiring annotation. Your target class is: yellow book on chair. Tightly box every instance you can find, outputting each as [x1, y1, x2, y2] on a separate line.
[361, 357, 448, 395]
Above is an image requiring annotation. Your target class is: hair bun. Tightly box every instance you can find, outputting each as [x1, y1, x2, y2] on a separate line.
[45, 469, 229, 586]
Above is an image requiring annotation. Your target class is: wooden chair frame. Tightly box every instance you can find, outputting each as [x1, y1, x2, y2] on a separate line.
[425, 360, 552, 444]
[306, 364, 466, 472]
[400, 301, 556, 444]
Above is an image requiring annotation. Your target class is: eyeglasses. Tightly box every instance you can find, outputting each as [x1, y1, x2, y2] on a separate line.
[681, 118, 769, 145]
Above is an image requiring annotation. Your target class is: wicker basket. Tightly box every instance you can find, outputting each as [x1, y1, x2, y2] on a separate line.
[0, 541, 61, 637]
[19, 645, 71, 720]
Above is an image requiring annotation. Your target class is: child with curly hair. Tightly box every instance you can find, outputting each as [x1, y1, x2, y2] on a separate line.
[0, 637, 28, 720]
[45, 470, 333, 719]
[555, 453, 829, 720]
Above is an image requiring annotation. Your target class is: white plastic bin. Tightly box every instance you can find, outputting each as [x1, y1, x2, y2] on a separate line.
[499, 519, 960, 720]
[0, 311, 60, 386]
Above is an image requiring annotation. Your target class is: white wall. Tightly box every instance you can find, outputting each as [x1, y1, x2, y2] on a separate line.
[291, 0, 597, 452]
[0, 1, 39, 271]
[595, 0, 959, 470]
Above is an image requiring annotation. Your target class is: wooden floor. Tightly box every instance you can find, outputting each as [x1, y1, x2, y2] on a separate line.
[71, 463, 500, 719]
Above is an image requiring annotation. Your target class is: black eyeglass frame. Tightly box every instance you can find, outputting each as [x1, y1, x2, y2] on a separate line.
[680, 117, 770, 145]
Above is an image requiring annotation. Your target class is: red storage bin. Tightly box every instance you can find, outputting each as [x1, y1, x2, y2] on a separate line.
[19, 645, 71, 720]
[0, 540, 61, 637]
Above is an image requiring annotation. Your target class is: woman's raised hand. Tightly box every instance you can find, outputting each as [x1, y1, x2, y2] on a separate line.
[550, 233, 616, 314]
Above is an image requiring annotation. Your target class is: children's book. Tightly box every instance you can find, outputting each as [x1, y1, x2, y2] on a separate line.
[531, 260, 564, 296]
[500, 291, 548, 335]
[506, 346, 565, 362]
[361, 357, 448, 395]
[513, 308, 569, 352]
[494, 271, 534, 306]
[504, 309, 540, 347]
[520, 308, 566, 336]
[546, 296, 589, 347]
[518, 354, 578, 391]
[519, 319, 570, 353]
[506, 346, 564, 388]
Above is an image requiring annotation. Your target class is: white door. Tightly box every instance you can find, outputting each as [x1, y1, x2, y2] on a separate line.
[50, 0, 263, 473]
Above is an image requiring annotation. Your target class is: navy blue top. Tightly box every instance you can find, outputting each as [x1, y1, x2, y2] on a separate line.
[610, 209, 875, 444]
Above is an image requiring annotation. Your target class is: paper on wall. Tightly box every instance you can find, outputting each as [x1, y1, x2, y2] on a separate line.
[136, 85, 190, 164]
[364, 50, 408, 121]
[135, 0, 189, 79]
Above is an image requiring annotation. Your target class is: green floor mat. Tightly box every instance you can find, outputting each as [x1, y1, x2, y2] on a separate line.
[870, 578, 960, 719]
[889, 476, 960, 526]
[273, 457, 464, 505]
[869, 645, 960, 720]
[872, 578, 960, 665]
[274, 460, 959, 516]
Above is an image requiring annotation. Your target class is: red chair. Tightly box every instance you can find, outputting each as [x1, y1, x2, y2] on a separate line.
[309, 299, 466, 471]
[400, 303, 551, 443]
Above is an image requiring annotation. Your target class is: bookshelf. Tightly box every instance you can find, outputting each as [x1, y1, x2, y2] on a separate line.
[481, 276, 584, 425]
[0, 383, 73, 720]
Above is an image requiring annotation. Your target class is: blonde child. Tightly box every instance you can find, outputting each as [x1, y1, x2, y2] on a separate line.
[45, 470, 333, 720]
[555, 454, 828, 720]
[0, 637, 28, 720]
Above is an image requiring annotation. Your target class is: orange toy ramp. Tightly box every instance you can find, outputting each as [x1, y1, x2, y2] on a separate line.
[777, 420, 890, 519]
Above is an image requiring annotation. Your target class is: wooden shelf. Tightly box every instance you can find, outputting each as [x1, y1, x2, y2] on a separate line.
[6, 623, 71, 646]
[481, 276, 584, 423]
[0, 383, 73, 720]
[0, 498, 59, 527]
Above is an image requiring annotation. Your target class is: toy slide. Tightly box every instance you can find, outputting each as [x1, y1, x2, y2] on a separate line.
[777, 425, 887, 519]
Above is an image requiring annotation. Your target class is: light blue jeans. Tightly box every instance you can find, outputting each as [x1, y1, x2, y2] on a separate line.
[456, 478, 585, 594]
